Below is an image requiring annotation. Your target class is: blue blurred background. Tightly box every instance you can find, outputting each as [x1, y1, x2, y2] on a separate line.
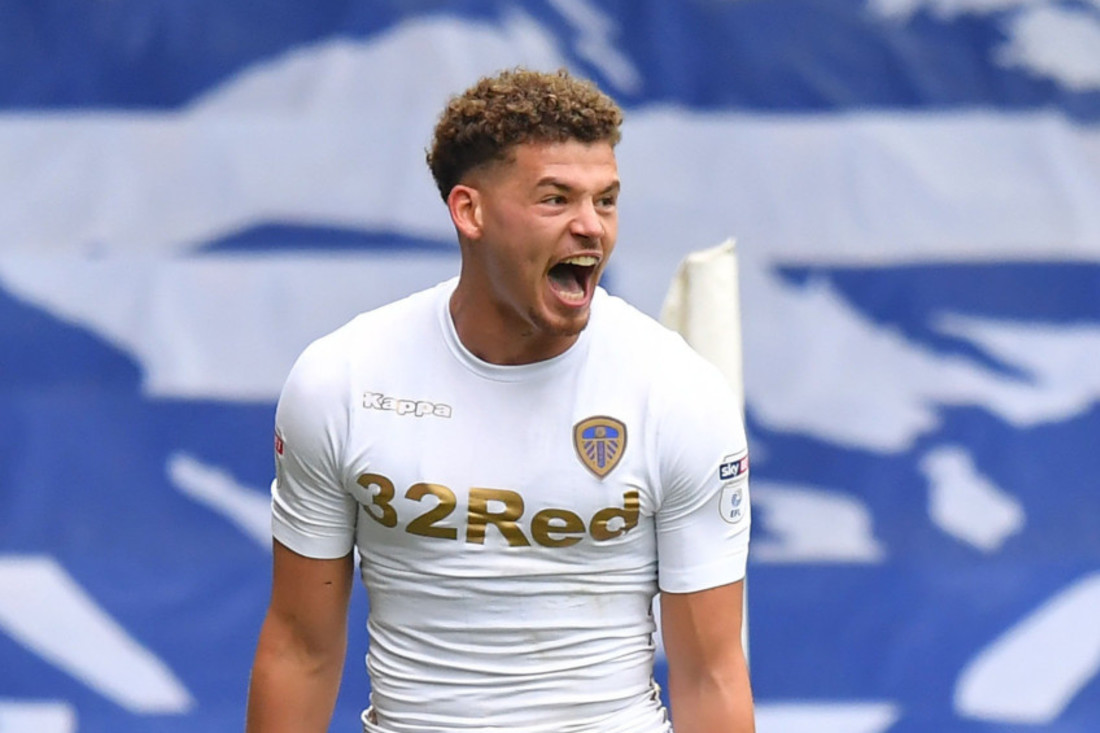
[2, 1, 1099, 731]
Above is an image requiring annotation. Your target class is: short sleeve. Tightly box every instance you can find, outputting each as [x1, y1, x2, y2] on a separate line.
[654, 356, 751, 594]
[270, 335, 358, 559]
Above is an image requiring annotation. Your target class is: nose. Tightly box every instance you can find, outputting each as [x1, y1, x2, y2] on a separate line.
[570, 199, 605, 240]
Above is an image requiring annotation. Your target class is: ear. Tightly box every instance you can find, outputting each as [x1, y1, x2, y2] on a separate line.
[448, 184, 483, 241]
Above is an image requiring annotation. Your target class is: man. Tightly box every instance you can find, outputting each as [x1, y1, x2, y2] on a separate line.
[246, 68, 754, 733]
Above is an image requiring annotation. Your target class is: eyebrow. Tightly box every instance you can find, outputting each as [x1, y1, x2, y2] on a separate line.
[535, 177, 621, 195]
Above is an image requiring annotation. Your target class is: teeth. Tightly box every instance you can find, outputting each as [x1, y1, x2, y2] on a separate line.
[561, 255, 598, 266]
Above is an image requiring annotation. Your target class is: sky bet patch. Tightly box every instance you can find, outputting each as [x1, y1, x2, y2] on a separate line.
[719, 452, 748, 482]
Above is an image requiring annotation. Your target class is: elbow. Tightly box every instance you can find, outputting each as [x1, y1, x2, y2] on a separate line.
[666, 654, 755, 733]
[255, 609, 347, 676]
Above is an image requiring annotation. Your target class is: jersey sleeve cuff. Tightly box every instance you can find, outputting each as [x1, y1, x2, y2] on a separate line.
[657, 547, 748, 594]
[271, 516, 355, 559]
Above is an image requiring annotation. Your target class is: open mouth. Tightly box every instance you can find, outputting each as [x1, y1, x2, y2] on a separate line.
[548, 255, 599, 303]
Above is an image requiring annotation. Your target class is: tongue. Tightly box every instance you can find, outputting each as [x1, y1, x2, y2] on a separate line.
[548, 264, 584, 296]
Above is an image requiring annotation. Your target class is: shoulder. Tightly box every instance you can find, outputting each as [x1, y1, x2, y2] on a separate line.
[283, 280, 449, 399]
[336, 280, 447, 348]
[592, 290, 686, 353]
[592, 290, 733, 398]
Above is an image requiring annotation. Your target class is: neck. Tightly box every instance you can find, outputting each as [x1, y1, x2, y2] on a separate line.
[449, 278, 580, 365]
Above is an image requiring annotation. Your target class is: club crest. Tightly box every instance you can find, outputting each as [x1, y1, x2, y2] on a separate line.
[573, 416, 627, 478]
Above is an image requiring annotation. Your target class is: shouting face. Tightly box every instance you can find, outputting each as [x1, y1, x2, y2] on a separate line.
[448, 140, 620, 364]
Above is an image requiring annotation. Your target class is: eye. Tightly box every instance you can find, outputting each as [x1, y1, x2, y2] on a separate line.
[542, 194, 567, 206]
[597, 194, 618, 209]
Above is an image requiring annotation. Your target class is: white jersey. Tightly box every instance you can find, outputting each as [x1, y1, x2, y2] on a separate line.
[271, 278, 751, 733]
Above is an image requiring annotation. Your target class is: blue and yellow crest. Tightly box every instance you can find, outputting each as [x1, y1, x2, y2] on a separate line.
[573, 416, 627, 479]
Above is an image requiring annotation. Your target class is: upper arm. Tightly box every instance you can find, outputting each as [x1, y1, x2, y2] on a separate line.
[271, 336, 358, 559]
[246, 542, 353, 733]
[661, 581, 754, 732]
[248, 335, 358, 733]
[661, 580, 746, 672]
[654, 355, 751, 594]
[265, 539, 354, 654]
[652, 351, 754, 729]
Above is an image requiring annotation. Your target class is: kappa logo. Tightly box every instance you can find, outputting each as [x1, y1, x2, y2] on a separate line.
[362, 391, 453, 418]
[574, 416, 627, 478]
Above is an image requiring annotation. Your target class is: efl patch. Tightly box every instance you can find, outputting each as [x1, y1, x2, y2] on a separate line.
[274, 431, 284, 456]
[720, 485, 746, 525]
[719, 452, 748, 481]
[574, 416, 627, 479]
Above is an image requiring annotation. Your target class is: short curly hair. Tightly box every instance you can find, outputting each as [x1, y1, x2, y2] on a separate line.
[426, 68, 624, 202]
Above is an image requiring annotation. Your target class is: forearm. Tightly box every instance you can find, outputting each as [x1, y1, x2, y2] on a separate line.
[245, 613, 347, 733]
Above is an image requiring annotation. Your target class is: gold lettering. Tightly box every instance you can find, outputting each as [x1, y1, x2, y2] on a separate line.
[466, 488, 530, 546]
[405, 483, 458, 540]
[589, 490, 640, 541]
[354, 480, 643, 548]
[531, 508, 586, 548]
[356, 472, 398, 528]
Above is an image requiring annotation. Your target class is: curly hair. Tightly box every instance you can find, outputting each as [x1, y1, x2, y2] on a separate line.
[426, 68, 624, 202]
